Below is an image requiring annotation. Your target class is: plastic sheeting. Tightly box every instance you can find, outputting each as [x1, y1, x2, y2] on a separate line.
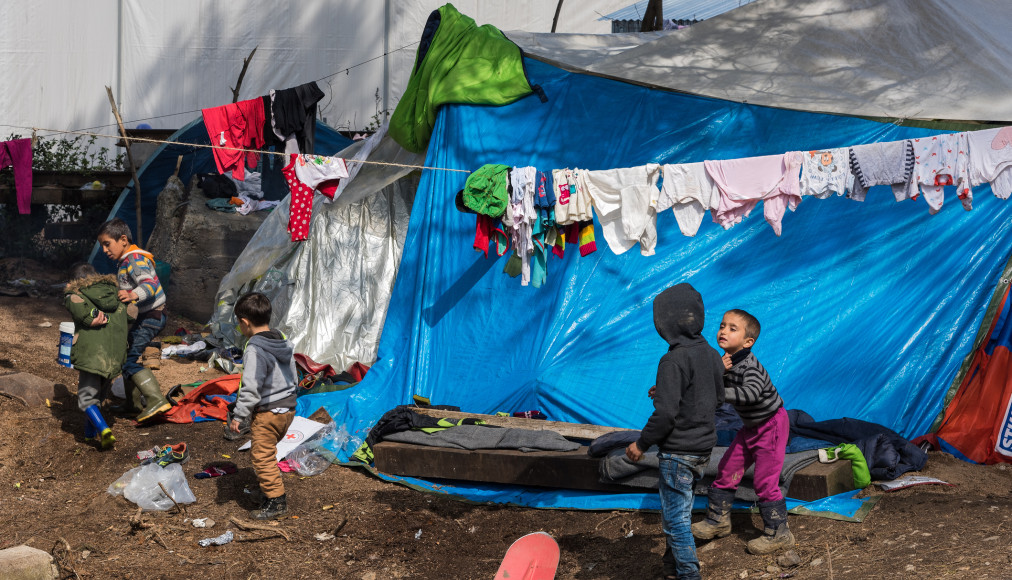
[209, 128, 423, 370]
[509, 0, 1012, 122]
[297, 58, 1012, 509]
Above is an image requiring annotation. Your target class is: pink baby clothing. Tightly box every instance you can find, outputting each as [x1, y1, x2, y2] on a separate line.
[968, 127, 1012, 201]
[658, 162, 720, 237]
[907, 133, 971, 213]
[581, 164, 660, 256]
[799, 148, 853, 199]
[0, 139, 33, 214]
[293, 155, 349, 200]
[282, 154, 314, 242]
[705, 152, 803, 236]
[201, 98, 265, 181]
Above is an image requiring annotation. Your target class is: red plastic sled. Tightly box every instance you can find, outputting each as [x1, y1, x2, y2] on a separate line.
[494, 532, 560, 580]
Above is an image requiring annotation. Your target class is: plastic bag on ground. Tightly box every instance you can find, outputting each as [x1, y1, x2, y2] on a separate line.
[120, 463, 196, 510]
[284, 422, 363, 475]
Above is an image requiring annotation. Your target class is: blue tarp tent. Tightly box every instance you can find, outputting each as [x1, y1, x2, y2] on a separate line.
[295, 57, 1012, 509]
[93, 117, 352, 272]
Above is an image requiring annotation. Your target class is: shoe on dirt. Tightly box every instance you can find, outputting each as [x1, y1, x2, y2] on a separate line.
[249, 494, 288, 520]
[155, 442, 189, 467]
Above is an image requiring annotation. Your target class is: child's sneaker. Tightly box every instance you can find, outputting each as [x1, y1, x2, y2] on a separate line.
[250, 494, 288, 520]
[155, 442, 189, 467]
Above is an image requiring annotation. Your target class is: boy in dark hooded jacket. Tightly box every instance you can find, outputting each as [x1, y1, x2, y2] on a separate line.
[63, 263, 135, 449]
[626, 283, 725, 580]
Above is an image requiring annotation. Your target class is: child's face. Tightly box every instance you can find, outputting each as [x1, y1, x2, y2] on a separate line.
[98, 234, 130, 262]
[717, 312, 754, 354]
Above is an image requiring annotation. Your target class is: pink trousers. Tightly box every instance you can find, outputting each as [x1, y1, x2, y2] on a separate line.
[712, 406, 788, 502]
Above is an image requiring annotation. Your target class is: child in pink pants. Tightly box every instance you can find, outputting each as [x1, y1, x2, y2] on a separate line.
[691, 309, 795, 555]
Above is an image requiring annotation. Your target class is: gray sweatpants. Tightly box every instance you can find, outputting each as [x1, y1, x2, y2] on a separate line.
[77, 370, 113, 411]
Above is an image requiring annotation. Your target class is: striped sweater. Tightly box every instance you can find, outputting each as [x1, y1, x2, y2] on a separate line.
[724, 351, 783, 427]
[117, 246, 166, 314]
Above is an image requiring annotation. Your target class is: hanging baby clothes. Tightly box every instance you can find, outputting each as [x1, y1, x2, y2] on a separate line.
[0, 139, 33, 214]
[473, 215, 509, 258]
[282, 154, 315, 242]
[658, 162, 720, 237]
[201, 98, 265, 180]
[906, 133, 971, 213]
[533, 170, 555, 210]
[552, 168, 594, 225]
[506, 166, 537, 285]
[293, 155, 349, 201]
[799, 148, 854, 199]
[271, 82, 326, 155]
[967, 127, 1012, 201]
[552, 221, 597, 258]
[705, 153, 803, 236]
[848, 140, 914, 202]
[581, 164, 661, 255]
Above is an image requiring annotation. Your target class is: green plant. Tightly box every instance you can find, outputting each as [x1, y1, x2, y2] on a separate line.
[364, 87, 392, 133]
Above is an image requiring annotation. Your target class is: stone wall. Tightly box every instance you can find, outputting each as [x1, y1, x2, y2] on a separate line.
[147, 176, 269, 323]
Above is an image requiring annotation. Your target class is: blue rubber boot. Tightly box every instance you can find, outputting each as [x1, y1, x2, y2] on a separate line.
[84, 419, 97, 442]
[84, 405, 116, 449]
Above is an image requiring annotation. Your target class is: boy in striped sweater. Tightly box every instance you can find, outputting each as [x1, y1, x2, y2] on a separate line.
[691, 309, 795, 554]
[97, 218, 171, 423]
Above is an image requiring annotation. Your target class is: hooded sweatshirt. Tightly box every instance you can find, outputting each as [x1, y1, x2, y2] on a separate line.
[63, 274, 135, 379]
[233, 329, 298, 420]
[637, 283, 726, 455]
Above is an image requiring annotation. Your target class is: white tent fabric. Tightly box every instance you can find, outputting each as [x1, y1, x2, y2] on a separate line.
[509, 0, 1012, 123]
[209, 127, 423, 370]
[0, 0, 627, 140]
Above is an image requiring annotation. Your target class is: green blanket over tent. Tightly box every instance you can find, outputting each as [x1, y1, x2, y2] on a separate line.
[389, 3, 539, 153]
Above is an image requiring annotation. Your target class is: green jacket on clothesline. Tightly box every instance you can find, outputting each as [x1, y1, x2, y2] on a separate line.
[389, 3, 541, 153]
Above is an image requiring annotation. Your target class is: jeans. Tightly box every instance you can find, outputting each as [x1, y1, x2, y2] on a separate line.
[124, 311, 166, 378]
[658, 451, 708, 580]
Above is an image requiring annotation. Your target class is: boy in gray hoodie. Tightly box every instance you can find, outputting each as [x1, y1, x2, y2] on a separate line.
[229, 292, 298, 520]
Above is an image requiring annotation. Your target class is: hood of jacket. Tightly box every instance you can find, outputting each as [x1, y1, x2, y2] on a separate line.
[653, 283, 705, 347]
[64, 274, 121, 312]
[246, 330, 293, 362]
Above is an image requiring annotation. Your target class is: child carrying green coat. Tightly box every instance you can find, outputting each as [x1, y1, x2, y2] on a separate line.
[64, 263, 136, 449]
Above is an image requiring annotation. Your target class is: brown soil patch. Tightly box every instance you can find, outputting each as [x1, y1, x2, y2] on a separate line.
[0, 294, 1011, 579]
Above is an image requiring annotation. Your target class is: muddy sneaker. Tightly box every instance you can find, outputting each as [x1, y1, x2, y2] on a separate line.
[249, 494, 288, 520]
[155, 442, 189, 467]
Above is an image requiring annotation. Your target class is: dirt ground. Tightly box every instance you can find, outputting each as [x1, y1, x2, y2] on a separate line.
[1, 260, 1011, 579]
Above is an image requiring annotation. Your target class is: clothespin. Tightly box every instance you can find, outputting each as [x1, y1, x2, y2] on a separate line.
[30, 129, 37, 149]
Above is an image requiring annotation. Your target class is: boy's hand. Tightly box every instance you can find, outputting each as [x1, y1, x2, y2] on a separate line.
[229, 418, 242, 433]
[625, 441, 643, 462]
[648, 385, 657, 399]
[117, 290, 137, 303]
[89, 311, 108, 326]
[722, 352, 733, 370]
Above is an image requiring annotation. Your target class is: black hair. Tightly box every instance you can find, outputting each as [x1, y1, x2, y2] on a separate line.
[70, 262, 98, 280]
[97, 218, 132, 243]
[234, 292, 272, 327]
[726, 308, 761, 342]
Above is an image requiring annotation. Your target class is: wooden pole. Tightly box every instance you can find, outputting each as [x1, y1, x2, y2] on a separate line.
[640, 0, 664, 32]
[551, 0, 565, 32]
[105, 86, 144, 245]
[230, 46, 258, 104]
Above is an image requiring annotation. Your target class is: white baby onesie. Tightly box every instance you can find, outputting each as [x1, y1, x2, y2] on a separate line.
[293, 155, 350, 201]
[581, 164, 661, 256]
[552, 168, 594, 225]
[967, 126, 1012, 201]
[658, 163, 720, 237]
[908, 133, 970, 213]
[799, 148, 854, 199]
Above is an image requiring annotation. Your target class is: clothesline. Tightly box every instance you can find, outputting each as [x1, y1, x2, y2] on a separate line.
[16, 41, 421, 139]
[0, 123, 471, 174]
